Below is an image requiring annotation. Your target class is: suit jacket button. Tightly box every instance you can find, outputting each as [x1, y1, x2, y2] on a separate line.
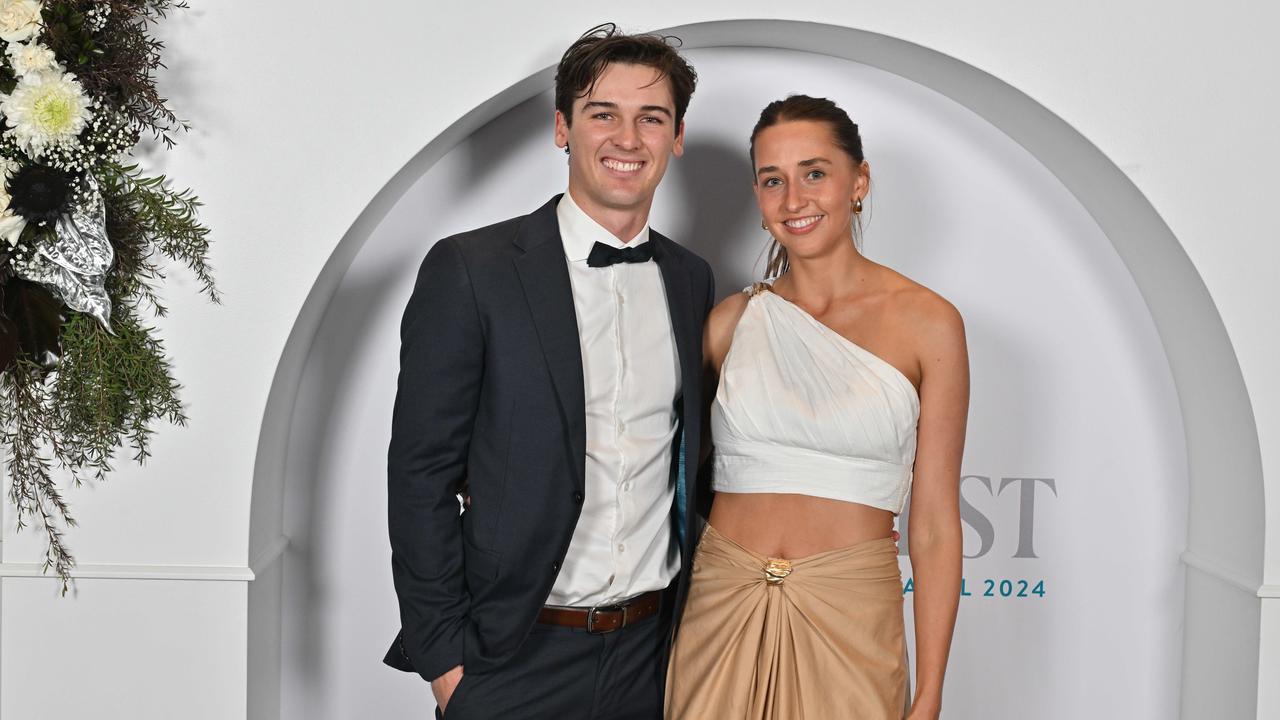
[552, 561, 560, 572]
[573, 492, 583, 504]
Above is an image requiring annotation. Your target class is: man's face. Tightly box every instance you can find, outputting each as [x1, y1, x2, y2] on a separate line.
[554, 62, 685, 219]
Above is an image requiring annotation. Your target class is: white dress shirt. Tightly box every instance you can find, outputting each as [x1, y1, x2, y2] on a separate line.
[545, 191, 682, 608]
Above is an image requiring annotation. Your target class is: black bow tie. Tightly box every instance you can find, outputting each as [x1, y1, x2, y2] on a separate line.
[586, 241, 654, 268]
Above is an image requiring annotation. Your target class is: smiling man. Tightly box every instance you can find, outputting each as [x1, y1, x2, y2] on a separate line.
[384, 24, 714, 720]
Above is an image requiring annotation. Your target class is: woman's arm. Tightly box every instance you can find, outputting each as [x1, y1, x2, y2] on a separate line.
[699, 291, 749, 467]
[905, 295, 969, 719]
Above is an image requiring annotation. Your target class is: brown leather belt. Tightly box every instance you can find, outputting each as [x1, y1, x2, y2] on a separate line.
[536, 589, 664, 634]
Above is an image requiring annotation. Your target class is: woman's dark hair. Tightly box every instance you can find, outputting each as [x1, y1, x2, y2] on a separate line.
[554, 23, 697, 134]
[749, 94, 863, 168]
[749, 95, 867, 277]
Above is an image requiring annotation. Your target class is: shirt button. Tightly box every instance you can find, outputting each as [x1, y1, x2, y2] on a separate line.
[617, 543, 626, 553]
[623, 481, 632, 492]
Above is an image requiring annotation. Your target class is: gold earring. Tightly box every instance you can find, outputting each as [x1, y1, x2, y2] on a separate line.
[853, 198, 863, 215]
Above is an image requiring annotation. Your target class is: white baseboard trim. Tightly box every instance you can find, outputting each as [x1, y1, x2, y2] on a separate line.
[1180, 550, 1262, 596]
[0, 535, 291, 582]
[0, 561, 254, 581]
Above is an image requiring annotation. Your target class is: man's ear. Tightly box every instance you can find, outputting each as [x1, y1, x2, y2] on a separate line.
[672, 119, 686, 158]
[554, 110, 570, 151]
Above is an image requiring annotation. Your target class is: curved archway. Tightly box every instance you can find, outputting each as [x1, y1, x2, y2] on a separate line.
[247, 20, 1264, 718]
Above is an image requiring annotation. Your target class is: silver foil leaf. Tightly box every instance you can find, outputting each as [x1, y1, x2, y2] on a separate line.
[16, 182, 114, 332]
[48, 190, 112, 276]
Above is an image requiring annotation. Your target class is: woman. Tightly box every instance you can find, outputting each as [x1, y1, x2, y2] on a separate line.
[666, 96, 968, 719]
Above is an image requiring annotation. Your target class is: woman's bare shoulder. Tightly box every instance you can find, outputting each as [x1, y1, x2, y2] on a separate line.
[879, 267, 964, 337]
[876, 269, 967, 377]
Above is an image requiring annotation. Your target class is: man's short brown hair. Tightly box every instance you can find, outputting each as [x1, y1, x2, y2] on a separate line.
[554, 23, 697, 134]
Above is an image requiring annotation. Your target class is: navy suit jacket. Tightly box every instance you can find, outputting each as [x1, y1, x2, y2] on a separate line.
[384, 195, 715, 683]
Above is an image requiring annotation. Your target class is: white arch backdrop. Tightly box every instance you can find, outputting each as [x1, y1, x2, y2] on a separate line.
[249, 20, 1263, 719]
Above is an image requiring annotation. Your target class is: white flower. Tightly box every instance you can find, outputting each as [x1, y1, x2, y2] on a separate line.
[6, 41, 58, 77]
[0, 155, 18, 179]
[0, 0, 43, 44]
[0, 183, 26, 246]
[0, 69, 91, 158]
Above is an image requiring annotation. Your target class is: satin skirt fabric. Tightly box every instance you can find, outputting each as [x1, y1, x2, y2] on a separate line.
[665, 524, 909, 720]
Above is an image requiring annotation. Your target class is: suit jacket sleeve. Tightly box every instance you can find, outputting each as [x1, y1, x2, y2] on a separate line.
[387, 237, 483, 683]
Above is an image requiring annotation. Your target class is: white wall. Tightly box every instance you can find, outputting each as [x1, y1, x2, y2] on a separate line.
[0, 2, 1275, 718]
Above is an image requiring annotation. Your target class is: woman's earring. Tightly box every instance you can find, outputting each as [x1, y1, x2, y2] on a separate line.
[761, 219, 769, 231]
[853, 198, 863, 215]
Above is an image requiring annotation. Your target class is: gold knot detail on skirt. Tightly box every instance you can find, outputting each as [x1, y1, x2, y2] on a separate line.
[763, 558, 793, 585]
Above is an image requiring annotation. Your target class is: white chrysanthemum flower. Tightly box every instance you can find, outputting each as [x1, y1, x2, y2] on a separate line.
[0, 183, 26, 246]
[0, 155, 19, 179]
[0, 0, 43, 44]
[0, 70, 91, 159]
[6, 41, 59, 77]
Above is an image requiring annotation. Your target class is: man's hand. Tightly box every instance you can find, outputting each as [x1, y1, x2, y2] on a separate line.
[431, 665, 465, 713]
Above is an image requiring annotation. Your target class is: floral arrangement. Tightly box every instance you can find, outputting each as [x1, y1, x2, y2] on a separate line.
[0, 0, 215, 590]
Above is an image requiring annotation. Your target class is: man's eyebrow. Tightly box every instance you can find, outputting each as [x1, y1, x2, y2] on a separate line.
[582, 101, 672, 118]
[756, 165, 779, 176]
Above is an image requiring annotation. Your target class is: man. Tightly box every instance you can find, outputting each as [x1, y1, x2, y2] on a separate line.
[383, 24, 714, 720]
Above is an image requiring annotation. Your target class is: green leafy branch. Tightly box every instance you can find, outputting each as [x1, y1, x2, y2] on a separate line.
[1, 360, 78, 586]
[101, 162, 220, 311]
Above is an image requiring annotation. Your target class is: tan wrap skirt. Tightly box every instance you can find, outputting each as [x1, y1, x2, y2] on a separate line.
[665, 525, 909, 720]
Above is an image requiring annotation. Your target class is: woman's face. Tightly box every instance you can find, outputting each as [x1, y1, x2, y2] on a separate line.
[752, 119, 869, 264]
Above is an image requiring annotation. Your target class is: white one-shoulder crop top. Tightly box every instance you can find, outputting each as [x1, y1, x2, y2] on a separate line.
[710, 284, 921, 514]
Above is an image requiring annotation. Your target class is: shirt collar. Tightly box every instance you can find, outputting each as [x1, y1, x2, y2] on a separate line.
[556, 191, 650, 262]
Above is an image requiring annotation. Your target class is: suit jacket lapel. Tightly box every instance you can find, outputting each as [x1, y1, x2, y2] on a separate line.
[514, 196, 587, 490]
[651, 232, 697, 552]
[651, 232, 696, 384]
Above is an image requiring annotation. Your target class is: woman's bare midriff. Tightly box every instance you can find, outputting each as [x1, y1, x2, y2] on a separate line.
[707, 492, 896, 559]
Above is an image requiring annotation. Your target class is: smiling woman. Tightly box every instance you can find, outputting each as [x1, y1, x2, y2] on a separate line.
[665, 94, 965, 720]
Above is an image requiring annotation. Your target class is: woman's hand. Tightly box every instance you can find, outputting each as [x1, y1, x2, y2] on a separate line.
[905, 695, 941, 720]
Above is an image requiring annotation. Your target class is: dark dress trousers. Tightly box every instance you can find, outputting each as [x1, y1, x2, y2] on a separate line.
[384, 195, 715, 704]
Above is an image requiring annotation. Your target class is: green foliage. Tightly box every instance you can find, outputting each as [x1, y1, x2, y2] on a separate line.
[1, 360, 77, 589]
[50, 311, 187, 480]
[101, 162, 220, 309]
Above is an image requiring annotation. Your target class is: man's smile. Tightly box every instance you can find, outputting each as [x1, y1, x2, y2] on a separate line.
[601, 157, 646, 174]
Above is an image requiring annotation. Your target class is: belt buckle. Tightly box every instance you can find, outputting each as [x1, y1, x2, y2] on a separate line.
[586, 602, 623, 634]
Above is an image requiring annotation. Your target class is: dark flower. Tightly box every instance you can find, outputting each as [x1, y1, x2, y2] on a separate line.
[7, 164, 72, 224]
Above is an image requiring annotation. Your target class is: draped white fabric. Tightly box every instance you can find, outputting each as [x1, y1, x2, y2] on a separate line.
[711, 288, 919, 513]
